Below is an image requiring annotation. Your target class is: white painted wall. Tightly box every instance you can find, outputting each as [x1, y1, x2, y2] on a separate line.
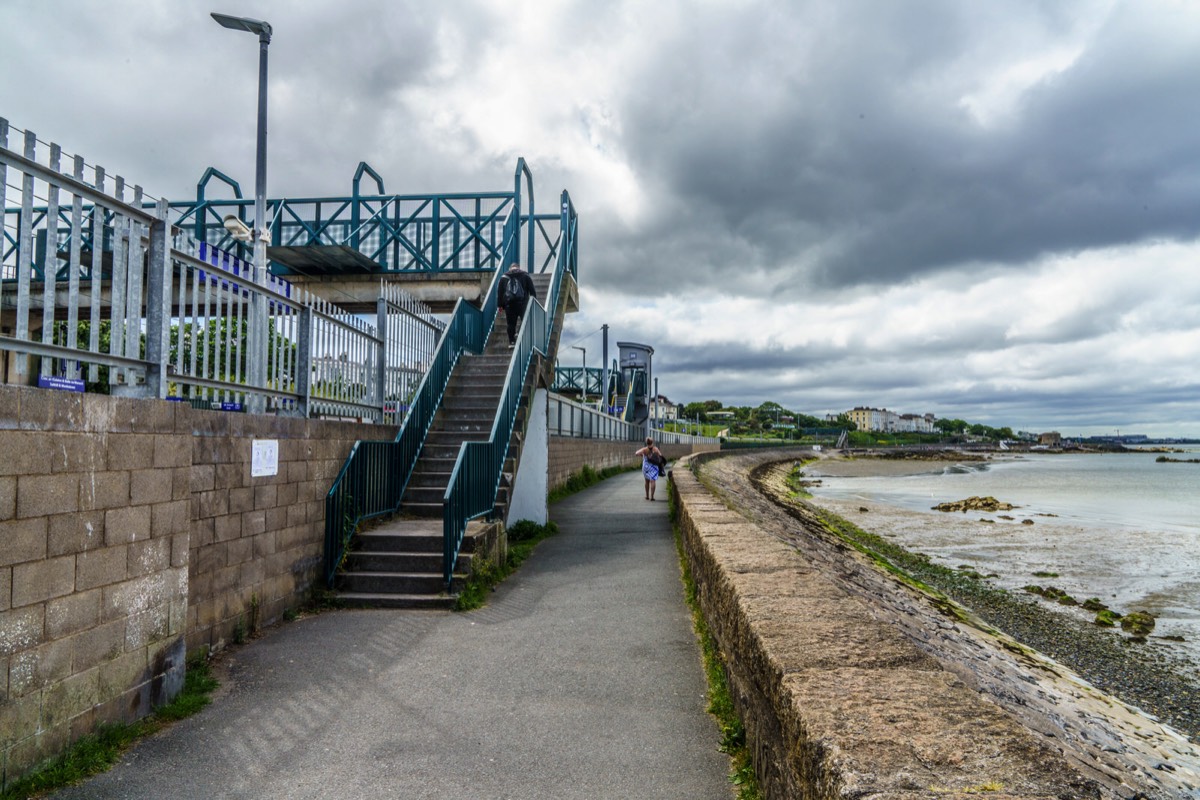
[507, 388, 548, 525]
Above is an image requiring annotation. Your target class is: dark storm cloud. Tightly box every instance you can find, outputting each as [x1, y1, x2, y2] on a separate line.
[6, 0, 1200, 435]
[599, 0, 1200, 296]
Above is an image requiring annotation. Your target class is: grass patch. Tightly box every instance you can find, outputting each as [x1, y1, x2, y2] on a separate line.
[1, 652, 219, 799]
[548, 464, 636, 504]
[671, 493, 763, 800]
[798, 500, 1015, 620]
[454, 520, 560, 611]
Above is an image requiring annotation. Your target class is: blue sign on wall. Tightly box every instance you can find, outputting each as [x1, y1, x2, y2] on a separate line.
[38, 375, 85, 392]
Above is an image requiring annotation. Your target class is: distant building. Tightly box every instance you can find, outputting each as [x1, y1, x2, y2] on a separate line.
[897, 413, 937, 434]
[650, 394, 677, 422]
[845, 406, 937, 433]
[1039, 431, 1062, 446]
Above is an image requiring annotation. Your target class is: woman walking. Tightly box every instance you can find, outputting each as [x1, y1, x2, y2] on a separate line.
[635, 437, 665, 500]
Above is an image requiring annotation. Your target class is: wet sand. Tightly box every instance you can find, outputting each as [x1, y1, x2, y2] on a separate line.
[802, 454, 1198, 648]
[799, 455, 1200, 740]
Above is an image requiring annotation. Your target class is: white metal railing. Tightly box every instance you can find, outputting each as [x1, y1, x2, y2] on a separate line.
[0, 118, 444, 420]
[548, 392, 719, 444]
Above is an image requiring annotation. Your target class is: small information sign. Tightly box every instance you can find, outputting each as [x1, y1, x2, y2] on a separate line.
[251, 439, 279, 478]
[37, 375, 85, 392]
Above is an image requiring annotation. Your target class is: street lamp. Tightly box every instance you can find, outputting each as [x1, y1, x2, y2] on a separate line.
[572, 345, 586, 406]
[212, 11, 271, 411]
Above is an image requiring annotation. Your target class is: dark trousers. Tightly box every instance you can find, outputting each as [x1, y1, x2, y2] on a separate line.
[505, 299, 528, 343]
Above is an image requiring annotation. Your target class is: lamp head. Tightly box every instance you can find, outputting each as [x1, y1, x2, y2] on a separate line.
[211, 12, 272, 42]
[222, 214, 254, 243]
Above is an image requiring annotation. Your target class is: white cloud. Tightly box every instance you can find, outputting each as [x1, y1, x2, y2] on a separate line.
[4, 0, 1200, 436]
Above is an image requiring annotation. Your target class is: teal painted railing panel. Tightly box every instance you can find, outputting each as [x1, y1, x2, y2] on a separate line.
[441, 191, 577, 586]
[323, 209, 516, 587]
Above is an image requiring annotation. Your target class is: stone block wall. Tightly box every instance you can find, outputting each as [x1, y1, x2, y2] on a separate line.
[670, 455, 1100, 798]
[0, 386, 389, 788]
[547, 438, 639, 491]
[185, 413, 384, 654]
[547, 436, 717, 492]
[0, 387, 189, 786]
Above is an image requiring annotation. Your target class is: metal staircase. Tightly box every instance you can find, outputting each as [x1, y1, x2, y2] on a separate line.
[334, 273, 556, 608]
[324, 189, 575, 607]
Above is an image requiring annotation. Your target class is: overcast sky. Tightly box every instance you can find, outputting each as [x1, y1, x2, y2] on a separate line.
[4, 0, 1200, 436]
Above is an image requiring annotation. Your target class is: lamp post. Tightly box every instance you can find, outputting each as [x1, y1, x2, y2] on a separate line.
[572, 345, 586, 406]
[212, 11, 271, 411]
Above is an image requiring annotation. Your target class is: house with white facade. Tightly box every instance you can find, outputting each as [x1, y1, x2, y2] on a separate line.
[845, 406, 938, 433]
[650, 394, 678, 422]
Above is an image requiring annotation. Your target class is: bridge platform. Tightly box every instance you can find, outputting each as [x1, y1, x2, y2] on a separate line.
[51, 471, 732, 800]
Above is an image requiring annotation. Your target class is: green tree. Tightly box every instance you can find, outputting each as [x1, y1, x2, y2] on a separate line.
[169, 319, 297, 389]
[51, 319, 126, 393]
[833, 413, 858, 431]
[936, 418, 968, 434]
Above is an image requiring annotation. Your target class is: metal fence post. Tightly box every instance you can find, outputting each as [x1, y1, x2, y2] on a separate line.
[295, 305, 313, 418]
[143, 200, 170, 399]
[15, 130, 36, 383]
[376, 294, 387, 413]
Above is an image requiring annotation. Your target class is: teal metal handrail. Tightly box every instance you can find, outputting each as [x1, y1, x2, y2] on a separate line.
[441, 190, 577, 587]
[322, 206, 518, 587]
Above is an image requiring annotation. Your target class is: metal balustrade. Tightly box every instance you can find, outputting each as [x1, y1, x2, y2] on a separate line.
[441, 188, 577, 587]
[0, 119, 443, 417]
[323, 196, 525, 588]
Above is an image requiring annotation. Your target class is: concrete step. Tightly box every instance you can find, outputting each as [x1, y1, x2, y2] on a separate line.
[450, 363, 506, 374]
[357, 529, 440, 553]
[440, 395, 500, 411]
[423, 432, 486, 447]
[408, 469, 453, 488]
[403, 486, 448, 506]
[414, 444, 466, 462]
[335, 591, 456, 610]
[345, 550, 470, 574]
[339, 570, 447, 595]
[435, 414, 495, 426]
[400, 501, 442, 518]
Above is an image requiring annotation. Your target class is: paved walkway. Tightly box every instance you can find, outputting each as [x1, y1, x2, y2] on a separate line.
[54, 471, 731, 800]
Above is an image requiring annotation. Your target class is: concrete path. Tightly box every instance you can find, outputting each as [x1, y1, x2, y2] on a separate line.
[53, 471, 732, 800]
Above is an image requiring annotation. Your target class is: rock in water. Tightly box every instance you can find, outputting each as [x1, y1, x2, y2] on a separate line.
[1121, 611, 1156, 637]
[931, 495, 1016, 513]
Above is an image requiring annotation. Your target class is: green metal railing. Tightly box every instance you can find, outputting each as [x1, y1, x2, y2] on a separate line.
[322, 208, 517, 587]
[441, 190, 577, 587]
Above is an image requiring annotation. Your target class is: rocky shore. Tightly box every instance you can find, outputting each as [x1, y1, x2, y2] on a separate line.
[802, 454, 1200, 742]
[696, 449, 1200, 798]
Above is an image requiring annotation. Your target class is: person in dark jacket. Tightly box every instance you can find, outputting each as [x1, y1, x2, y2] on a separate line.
[498, 263, 537, 348]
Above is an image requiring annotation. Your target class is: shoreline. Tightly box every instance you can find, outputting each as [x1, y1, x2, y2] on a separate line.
[799, 454, 1200, 743]
[700, 450, 1200, 796]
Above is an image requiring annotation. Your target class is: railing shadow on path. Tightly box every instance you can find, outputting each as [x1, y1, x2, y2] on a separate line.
[52, 471, 732, 800]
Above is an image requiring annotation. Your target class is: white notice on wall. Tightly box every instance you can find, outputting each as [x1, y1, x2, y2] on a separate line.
[251, 439, 279, 477]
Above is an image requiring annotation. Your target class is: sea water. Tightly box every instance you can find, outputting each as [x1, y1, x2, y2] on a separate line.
[806, 449, 1200, 664]
[811, 449, 1199, 532]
